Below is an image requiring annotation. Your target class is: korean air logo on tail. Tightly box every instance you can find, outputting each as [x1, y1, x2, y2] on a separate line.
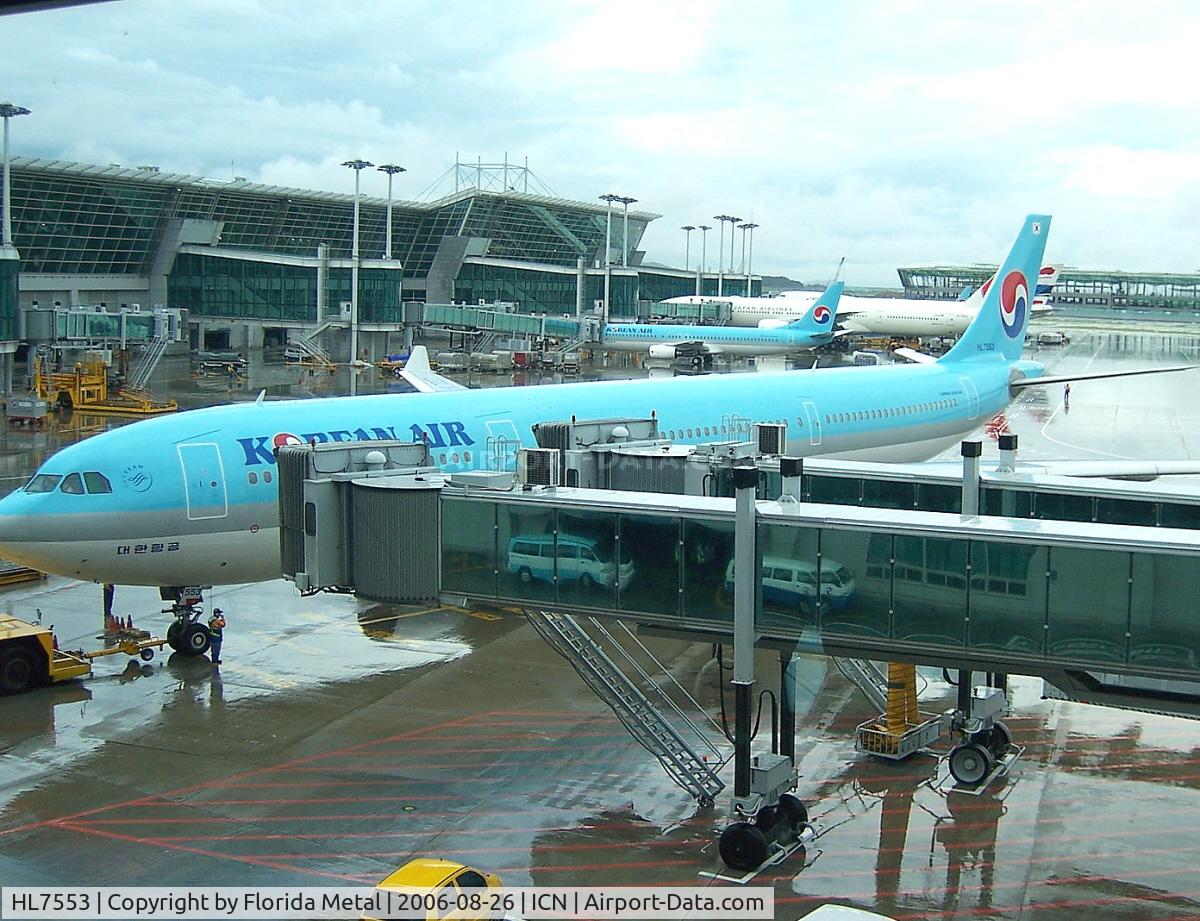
[813, 304, 832, 324]
[999, 270, 1028, 338]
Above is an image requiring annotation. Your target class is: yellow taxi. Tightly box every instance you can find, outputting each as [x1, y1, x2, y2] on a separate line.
[369, 858, 504, 921]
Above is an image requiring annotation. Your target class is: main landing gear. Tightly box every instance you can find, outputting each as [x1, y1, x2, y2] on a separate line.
[160, 586, 212, 657]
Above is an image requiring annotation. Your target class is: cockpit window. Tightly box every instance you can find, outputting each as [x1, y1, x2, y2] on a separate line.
[59, 473, 85, 495]
[83, 472, 112, 494]
[25, 473, 62, 493]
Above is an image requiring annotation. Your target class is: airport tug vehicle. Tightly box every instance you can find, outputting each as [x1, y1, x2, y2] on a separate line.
[0, 613, 169, 695]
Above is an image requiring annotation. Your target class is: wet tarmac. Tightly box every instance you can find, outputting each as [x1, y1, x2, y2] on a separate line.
[2, 327, 1200, 919]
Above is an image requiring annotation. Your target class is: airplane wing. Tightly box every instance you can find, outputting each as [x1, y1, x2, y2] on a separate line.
[892, 347, 937, 364]
[1011, 365, 1196, 389]
[397, 345, 468, 393]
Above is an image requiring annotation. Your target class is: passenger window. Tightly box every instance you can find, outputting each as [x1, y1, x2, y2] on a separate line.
[581, 549, 597, 562]
[60, 473, 85, 495]
[25, 473, 62, 493]
[83, 472, 112, 494]
[248, 472, 258, 485]
[556, 544, 577, 558]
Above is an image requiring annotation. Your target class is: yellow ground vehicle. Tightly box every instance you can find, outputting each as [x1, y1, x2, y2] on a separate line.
[0, 614, 167, 695]
[370, 859, 503, 921]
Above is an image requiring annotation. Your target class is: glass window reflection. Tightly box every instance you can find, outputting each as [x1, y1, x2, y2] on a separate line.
[819, 529, 887, 639]
[441, 498, 496, 597]
[1047, 547, 1128, 665]
[968, 541, 1045, 655]
[618, 514, 681, 617]
[497, 504, 556, 604]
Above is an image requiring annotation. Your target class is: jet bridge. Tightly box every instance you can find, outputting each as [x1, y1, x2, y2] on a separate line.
[279, 437, 1200, 869]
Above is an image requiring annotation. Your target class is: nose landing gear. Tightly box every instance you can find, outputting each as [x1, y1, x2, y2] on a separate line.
[160, 586, 212, 657]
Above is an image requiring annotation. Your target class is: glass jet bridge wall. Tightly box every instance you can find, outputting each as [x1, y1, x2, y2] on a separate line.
[708, 466, 1200, 530]
[439, 491, 1200, 679]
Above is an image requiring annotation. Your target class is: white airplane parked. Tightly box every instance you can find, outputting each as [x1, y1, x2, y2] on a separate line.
[662, 267, 1060, 339]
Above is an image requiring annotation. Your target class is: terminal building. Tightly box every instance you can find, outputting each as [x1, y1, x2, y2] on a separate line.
[899, 264, 1200, 313]
[1, 157, 760, 358]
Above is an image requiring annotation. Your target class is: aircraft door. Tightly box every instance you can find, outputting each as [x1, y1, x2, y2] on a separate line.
[802, 401, 822, 446]
[177, 443, 228, 520]
[958, 376, 981, 419]
[484, 418, 522, 471]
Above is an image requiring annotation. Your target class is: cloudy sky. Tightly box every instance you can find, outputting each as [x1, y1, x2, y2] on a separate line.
[4, 0, 1200, 285]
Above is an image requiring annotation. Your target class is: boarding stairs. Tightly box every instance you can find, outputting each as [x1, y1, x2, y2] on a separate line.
[294, 320, 336, 367]
[525, 610, 727, 805]
[126, 336, 169, 390]
[834, 657, 890, 712]
[551, 335, 589, 355]
[472, 332, 499, 353]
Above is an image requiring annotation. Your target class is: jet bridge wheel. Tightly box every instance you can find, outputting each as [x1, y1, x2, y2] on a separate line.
[777, 792, 809, 833]
[949, 741, 995, 786]
[719, 820, 769, 871]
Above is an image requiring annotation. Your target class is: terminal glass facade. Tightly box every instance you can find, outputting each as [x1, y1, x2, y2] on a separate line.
[0, 256, 18, 340]
[169, 253, 402, 323]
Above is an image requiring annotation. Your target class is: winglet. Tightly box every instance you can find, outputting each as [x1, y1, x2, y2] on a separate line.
[398, 345, 469, 393]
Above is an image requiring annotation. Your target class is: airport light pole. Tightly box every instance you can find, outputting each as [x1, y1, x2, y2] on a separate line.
[599, 193, 622, 315]
[1, 102, 31, 248]
[342, 158, 373, 367]
[377, 163, 406, 260]
[615, 194, 637, 267]
[714, 214, 738, 296]
[681, 225, 696, 273]
[739, 222, 759, 296]
[697, 224, 711, 296]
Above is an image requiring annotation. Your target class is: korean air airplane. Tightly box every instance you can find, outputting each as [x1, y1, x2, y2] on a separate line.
[664, 267, 1060, 337]
[0, 215, 1184, 591]
[600, 280, 842, 359]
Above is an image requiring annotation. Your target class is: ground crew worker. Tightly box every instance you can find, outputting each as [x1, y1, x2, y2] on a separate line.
[208, 609, 226, 664]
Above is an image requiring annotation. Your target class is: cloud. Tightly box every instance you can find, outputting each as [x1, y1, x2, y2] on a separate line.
[3, 0, 1200, 284]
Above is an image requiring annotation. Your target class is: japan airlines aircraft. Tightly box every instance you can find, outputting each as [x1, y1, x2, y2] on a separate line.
[662, 267, 1059, 337]
[0, 215, 1184, 590]
[600, 280, 842, 359]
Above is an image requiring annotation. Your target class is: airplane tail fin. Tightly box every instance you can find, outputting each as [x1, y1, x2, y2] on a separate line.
[940, 214, 1051, 364]
[957, 285, 974, 301]
[786, 280, 843, 333]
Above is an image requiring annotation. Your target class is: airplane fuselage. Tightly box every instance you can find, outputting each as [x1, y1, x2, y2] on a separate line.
[0, 357, 1025, 586]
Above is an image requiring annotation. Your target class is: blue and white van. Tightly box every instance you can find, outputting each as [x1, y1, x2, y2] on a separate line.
[725, 556, 856, 613]
[507, 534, 635, 591]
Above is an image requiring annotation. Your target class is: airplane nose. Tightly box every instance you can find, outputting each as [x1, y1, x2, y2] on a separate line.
[0, 493, 31, 556]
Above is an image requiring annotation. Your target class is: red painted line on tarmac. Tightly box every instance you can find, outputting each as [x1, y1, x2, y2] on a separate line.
[0, 710, 501, 838]
[121, 818, 714, 843]
[143, 794, 467, 807]
[53, 822, 375, 884]
[233, 837, 711, 861]
[210, 778, 510, 789]
[71, 805, 608, 826]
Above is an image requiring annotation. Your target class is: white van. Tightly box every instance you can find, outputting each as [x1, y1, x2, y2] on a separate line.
[507, 534, 634, 591]
[725, 556, 856, 614]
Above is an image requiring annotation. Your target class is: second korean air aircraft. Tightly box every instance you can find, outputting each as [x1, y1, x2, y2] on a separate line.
[600, 280, 842, 359]
[0, 214, 1186, 590]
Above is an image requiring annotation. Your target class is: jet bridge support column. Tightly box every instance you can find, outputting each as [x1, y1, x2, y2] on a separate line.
[961, 441, 982, 516]
[718, 464, 808, 872]
[779, 456, 803, 503]
[780, 647, 796, 765]
[732, 463, 758, 800]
